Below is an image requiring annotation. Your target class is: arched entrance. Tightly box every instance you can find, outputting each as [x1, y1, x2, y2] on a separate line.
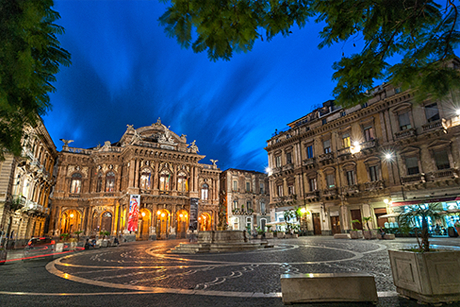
[100, 211, 113, 234]
[60, 210, 81, 234]
[138, 209, 151, 240]
[198, 212, 211, 231]
[176, 210, 188, 239]
[156, 209, 170, 239]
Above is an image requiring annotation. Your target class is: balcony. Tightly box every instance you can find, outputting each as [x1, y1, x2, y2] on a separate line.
[363, 180, 385, 191]
[341, 184, 360, 196]
[319, 153, 334, 164]
[282, 163, 294, 172]
[304, 191, 320, 202]
[395, 128, 416, 140]
[271, 167, 282, 175]
[422, 118, 447, 133]
[22, 200, 44, 215]
[401, 173, 425, 185]
[361, 139, 377, 151]
[427, 168, 459, 180]
[302, 158, 316, 168]
[337, 147, 351, 157]
[231, 208, 254, 216]
[321, 187, 338, 198]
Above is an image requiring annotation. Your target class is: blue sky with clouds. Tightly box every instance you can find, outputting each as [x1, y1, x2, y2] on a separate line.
[44, 0, 370, 172]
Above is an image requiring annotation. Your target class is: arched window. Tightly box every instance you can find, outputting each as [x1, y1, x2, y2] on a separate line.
[201, 183, 209, 200]
[105, 171, 115, 192]
[160, 170, 170, 191]
[177, 172, 188, 192]
[70, 173, 82, 194]
[140, 168, 151, 190]
[96, 172, 103, 192]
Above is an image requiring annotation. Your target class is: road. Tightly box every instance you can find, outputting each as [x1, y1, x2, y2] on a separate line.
[1, 236, 460, 307]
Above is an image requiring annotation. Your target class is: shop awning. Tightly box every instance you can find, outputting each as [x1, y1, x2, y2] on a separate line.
[390, 196, 460, 207]
[378, 213, 400, 219]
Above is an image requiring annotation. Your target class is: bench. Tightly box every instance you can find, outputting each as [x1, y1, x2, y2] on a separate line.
[280, 273, 378, 304]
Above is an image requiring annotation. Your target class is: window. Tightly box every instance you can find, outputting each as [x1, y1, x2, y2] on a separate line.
[275, 155, 281, 167]
[286, 152, 292, 164]
[322, 118, 327, 125]
[340, 111, 346, 117]
[346, 170, 355, 185]
[361, 102, 368, 108]
[326, 174, 335, 188]
[96, 173, 103, 192]
[405, 157, 420, 175]
[105, 171, 115, 192]
[306, 144, 314, 159]
[201, 183, 209, 200]
[233, 200, 238, 210]
[434, 150, 450, 170]
[309, 178, 317, 191]
[246, 182, 251, 192]
[323, 139, 331, 154]
[260, 202, 266, 214]
[140, 168, 152, 190]
[277, 184, 283, 196]
[369, 165, 379, 182]
[70, 173, 82, 194]
[177, 173, 188, 191]
[233, 180, 238, 191]
[342, 133, 351, 148]
[247, 201, 252, 210]
[260, 183, 264, 194]
[398, 112, 412, 130]
[425, 103, 440, 122]
[288, 184, 295, 195]
[246, 217, 252, 230]
[159, 170, 170, 191]
[364, 125, 375, 142]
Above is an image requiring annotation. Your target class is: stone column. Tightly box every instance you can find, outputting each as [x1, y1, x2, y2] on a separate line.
[128, 160, 135, 188]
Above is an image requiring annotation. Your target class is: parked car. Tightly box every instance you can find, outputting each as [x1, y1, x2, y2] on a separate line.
[23, 237, 55, 259]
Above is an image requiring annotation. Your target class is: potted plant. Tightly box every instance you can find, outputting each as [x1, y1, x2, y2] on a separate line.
[99, 231, 110, 247]
[362, 216, 377, 240]
[455, 220, 460, 237]
[388, 203, 460, 304]
[265, 225, 274, 239]
[349, 219, 363, 239]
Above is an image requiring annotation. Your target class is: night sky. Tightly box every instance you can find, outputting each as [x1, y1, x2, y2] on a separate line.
[44, 0, 375, 172]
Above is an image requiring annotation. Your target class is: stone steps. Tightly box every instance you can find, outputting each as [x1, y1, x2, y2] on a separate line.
[169, 242, 273, 254]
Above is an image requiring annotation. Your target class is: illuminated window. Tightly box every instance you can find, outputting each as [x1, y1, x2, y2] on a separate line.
[140, 168, 151, 190]
[342, 133, 351, 148]
[70, 173, 82, 194]
[105, 171, 115, 192]
[160, 170, 170, 191]
[177, 172, 188, 191]
[201, 183, 209, 200]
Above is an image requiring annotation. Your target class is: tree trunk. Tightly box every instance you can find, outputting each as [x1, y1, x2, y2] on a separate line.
[422, 217, 430, 252]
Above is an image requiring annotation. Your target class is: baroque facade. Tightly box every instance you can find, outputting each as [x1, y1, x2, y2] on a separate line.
[265, 60, 460, 235]
[50, 119, 221, 240]
[0, 120, 57, 246]
[220, 169, 270, 231]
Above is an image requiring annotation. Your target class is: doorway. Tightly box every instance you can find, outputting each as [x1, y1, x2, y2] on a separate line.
[330, 216, 341, 234]
[156, 209, 170, 239]
[312, 213, 322, 235]
[176, 210, 188, 239]
[374, 208, 388, 228]
[350, 209, 363, 230]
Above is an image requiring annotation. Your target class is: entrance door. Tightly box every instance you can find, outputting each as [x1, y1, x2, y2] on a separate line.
[374, 208, 388, 228]
[330, 216, 341, 234]
[312, 213, 322, 235]
[350, 209, 363, 230]
[176, 210, 188, 239]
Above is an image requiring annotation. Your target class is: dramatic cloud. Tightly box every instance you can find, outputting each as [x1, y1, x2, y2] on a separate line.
[45, 0, 353, 171]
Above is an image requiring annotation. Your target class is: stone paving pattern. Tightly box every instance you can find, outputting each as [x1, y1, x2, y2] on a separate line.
[1, 236, 460, 307]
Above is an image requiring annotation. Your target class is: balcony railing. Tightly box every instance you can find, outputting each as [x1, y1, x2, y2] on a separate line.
[302, 158, 316, 167]
[363, 180, 385, 191]
[422, 118, 446, 132]
[282, 163, 294, 171]
[304, 191, 320, 199]
[319, 152, 334, 162]
[341, 184, 360, 195]
[401, 173, 425, 184]
[271, 167, 282, 175]
[361, 139, 377, 150]
[395, 128, 416, 140]
[337, 147, 351, 156]
[427, 168, 459, 180]
[321, 187, 338, 197]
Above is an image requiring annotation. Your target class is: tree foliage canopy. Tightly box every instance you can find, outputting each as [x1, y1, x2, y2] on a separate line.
[160, 0, 460, 107]
[0, 0, 71, 160]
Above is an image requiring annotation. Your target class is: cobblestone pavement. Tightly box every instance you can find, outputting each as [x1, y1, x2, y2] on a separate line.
[1, 236, 460, 307]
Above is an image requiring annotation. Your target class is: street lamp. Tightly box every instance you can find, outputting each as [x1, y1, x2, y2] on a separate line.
[384, 151, 406, 200]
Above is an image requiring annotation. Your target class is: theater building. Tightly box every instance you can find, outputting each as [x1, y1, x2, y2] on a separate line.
[50, 119, 221, 240]
[265, 63, 460, 234]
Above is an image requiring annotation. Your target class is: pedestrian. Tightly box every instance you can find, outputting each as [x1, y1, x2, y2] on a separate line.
[84, 239, 90, 250]
[114, 237, 119, 247]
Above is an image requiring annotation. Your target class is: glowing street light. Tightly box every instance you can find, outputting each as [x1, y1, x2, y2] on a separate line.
[350, 141, 361, 154]
[456, 109, 460, 115]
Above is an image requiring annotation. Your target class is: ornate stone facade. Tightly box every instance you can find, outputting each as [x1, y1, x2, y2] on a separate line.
[51, 119, 221, 240]
[220, 169, 270, 231]
[0, 120, 57, 247]
[265, 59, 460, 235]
